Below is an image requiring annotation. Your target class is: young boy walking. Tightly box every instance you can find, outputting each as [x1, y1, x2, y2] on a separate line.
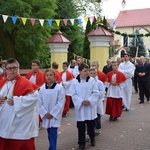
[70, 63, 99, 150]
[38, 69, 65, 150]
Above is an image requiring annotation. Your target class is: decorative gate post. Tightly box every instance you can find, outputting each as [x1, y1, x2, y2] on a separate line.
[46, 30, 71, 71]
[87, 26, 113, 70]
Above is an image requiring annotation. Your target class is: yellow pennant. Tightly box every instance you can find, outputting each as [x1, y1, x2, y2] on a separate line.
[84, 17, 88, 23]
[55, 20, 60, 26]
[21, 18, 27, 25]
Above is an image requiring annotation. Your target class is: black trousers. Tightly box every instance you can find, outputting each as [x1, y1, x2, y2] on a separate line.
[139, 81, 150, 102]
[77, 120, 95, 146]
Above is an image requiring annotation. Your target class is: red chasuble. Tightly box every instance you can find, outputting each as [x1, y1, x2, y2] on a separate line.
[97, 70, 108, 83]
[0, 75, 39, 96]
[55, 69, 62, 83]
[26, 70, 46, 87]
[59, 70, 75, 81]
[106, 71, 127, 84]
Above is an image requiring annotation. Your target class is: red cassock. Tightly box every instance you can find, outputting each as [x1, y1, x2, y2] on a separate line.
[0, 75, 39, 150]
[105, 71, 127, 117]
[97, 70, 108, 83]
[60, 70, 74, 115]
[26, 70, 46, 87]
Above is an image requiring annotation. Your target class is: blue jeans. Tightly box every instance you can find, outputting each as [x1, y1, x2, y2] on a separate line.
[47, 127, 58, 150]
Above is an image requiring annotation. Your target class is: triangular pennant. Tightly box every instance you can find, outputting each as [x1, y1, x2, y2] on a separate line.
[84, 17, 88, 23]
[21, 18, 27, 25]
[55, 20, 60, 26]
[63, 19, 68, 26]
[90, 16, 94, 23]
[39, 19, 44, 26]
[77, 18, 82, 24]
[2, 15, 8, 23]
[30, 18, 36, 26]
[12, 16, 17, 24]
[48, 19, 53, 26]
[70, 19, 74, 25]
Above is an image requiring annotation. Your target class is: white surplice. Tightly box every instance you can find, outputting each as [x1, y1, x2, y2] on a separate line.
[0, 80, 39, 139]
[118, 61, 135, 109]
[38, 83, 65, 128]
[70, 77, 99, 121]
[95, 78, 105, 116]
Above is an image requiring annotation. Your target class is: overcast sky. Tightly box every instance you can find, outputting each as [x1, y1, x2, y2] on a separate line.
[101, 0, 150, 19]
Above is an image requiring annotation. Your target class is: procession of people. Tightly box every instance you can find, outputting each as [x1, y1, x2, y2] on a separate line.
[0, 54, 150, 150]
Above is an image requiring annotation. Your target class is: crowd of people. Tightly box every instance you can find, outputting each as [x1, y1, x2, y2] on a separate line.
[0, 54, 150, 150]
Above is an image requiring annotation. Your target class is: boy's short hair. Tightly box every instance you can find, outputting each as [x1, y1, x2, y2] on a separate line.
[78, 63, 89, 71]
[63, 61, 69, 67]
[44, 68, 56, 77]
[6, 58, 20, 67]
[32, 60, 41, 66]
[112, 61, 118, 65]
[52, 62, 59, 69]
[89, 67, 97, 72]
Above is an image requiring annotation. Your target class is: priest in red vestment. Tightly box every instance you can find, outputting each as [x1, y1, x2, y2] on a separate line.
[105, 61, 127, 121]
[0, 58, 39, 150]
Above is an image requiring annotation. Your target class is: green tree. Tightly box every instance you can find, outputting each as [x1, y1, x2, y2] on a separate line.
[127, 30, 146, 57]
[0, 0, 57, 68]
[55, 0, 84, 61]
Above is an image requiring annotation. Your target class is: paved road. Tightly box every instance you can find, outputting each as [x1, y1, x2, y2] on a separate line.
[35, 91, 150, 150]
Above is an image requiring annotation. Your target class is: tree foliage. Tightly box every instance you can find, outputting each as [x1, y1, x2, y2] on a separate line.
[55, 0, 84, 61]
[0, 0, 57, 68]
[127, 30, 146, 57]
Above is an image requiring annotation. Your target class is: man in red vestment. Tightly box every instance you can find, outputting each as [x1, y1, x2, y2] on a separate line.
[60, 62, 75, 116]
[105, 61, 127, 121]
[0, 58, 39, 150]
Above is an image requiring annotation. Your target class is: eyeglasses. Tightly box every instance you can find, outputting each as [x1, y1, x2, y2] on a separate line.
[6, 67, 18, 71]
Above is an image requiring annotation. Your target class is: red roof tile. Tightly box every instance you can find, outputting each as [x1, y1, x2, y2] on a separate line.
[87, 26, 113, 36]
[46, 30, 71, 43]
[116, 8, 150, 27]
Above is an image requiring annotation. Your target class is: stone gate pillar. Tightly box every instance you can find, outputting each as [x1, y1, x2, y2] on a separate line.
[46, 30, 71, 71]
[87, 26, 113, 71]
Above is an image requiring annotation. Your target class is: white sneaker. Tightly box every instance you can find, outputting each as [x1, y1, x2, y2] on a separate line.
[85, 134, 90, 142]
[95, 129, 101, 135]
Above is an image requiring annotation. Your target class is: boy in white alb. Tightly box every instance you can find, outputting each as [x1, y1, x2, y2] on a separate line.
[89, 67, 105, 135]
[38, 68, 65, 150]
[70, 63, 99, 150]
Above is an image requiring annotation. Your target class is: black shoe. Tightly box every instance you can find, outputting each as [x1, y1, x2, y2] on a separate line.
[76, 145, 85, 150]
[109, 116, 113, 121]
[147, 98, 149, 101]
[125, 108, 129, 111]
[113, 117, 118, 121]
[139, 101, 144, 104]
[122, 106, 124, 109]
[91, 138, 95, 146]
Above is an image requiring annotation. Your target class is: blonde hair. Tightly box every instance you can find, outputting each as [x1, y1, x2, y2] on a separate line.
[44, 68, 56, 77]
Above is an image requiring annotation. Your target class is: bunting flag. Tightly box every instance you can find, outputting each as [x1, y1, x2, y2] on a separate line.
[2, 15, 8, 23]
[21, 18, 27, 25]
[39, 19, 44, 26]
[12, 16, 17, 24]
[55, 20, 60, 26]
[48, 19, 52, 26]
[30, 18, 36, 26]
[63, 19, 68, 26]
